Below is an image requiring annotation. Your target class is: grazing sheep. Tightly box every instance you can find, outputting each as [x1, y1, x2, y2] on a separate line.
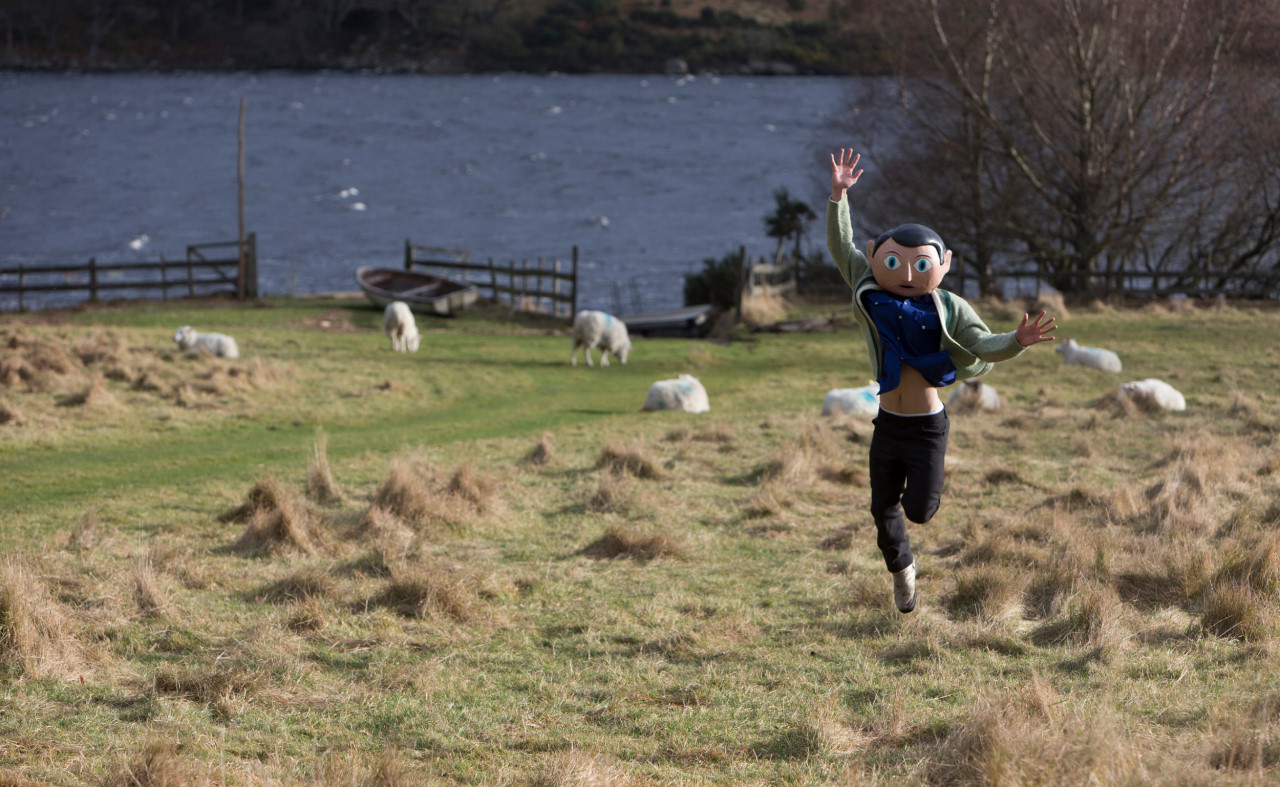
[1118, 378, 1186, 411]
[822, 382, 880, 417]
[571, 310, 631, 367]
[643, 374, 709, 413]
[947, 379, 1002, 413]
[1056, 337, 1122, 372]
[382, 301, 420, 353]
[173, 326, 239, 359]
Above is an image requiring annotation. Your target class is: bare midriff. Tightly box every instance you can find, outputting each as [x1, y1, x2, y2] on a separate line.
[877, 364, 944, 415]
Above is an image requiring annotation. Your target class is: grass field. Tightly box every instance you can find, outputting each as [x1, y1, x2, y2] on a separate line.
[2, 293, 1280, 785]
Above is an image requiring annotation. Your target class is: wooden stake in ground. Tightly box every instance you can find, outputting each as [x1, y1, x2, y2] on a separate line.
[237, 96, 246, 300]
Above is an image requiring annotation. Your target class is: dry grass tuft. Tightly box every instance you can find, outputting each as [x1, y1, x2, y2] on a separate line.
[306, 427, 344, 505]
[258, 568, 334, 604]
[307, 749, 415, 786]
[529, 750, 633, 787]
[927, 692, 1148, 785]
[373, 563, 476, 622]
[946, 566, 1025, 624]
[1208, 725, 1280, 772]
[744, 480, 794, 519]
[1201, 581, 1275, 642]
[67, 510, 103, 553]
[102, 740, 212, 787]
[153, 666, 262, 719]
[446, 465, 501, 514]
[581, 526, 686, 563]
[1032, 292, 1070, 320]
[0, 399, 22, 426]
[219, 475, 293, 524]
[758, 420, 840, 486]
[1032, 585, 1126, 649]
[1213, 533, 1280, 595]
[521, 432, 557, 466]
[585, 473, 640, 514]
[372, 458, 440, 525]
[740, 291, 790, 327]
[595, 442, 665, 480]
[59, 374, 116, 408]
[0, 555, 81, 680]
[131, 555, 169, 619]
[230, 487, 322, 558]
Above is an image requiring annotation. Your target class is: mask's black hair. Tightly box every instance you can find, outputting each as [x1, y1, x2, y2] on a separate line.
[872, 223, 947, 262]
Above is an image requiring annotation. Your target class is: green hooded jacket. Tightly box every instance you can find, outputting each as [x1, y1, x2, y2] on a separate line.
[826, 195, 1025, 382]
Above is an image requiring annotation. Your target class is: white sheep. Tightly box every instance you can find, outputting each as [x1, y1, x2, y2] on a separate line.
[947, 379, 1002, 413]
[571, 310, 631, 367]
[382, 301, 420, 353]
[643, 374, 709, 413]
[173, 326, 239, 359]
[1056, 337, 1121, 372]
[822, 382, 880, 417]
[1117, 379, 1186, 411]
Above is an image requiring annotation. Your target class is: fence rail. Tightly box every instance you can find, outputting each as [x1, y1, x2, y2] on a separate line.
[405, 240, 578, 319]
[0, 235, 258, 312]
[967, 266, 1280, 300]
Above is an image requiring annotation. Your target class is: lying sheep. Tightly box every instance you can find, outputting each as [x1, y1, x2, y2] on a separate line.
[571, 310, 631, 367]
[947, 379, 1002, 414]
[822, 382, 880, 418]
[1118, 378, 1186, 411]
[173, 326, 239, 359]
[1056, 337, 1121, 372]
[643, 374, 709, 413]
[382, 301, 420, 353]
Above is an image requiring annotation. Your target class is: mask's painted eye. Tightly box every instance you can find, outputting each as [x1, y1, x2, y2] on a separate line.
[883, 254, 900, 270]
[914, 258, 933, 273]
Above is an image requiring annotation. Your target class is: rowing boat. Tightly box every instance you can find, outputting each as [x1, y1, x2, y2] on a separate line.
[355, 266, 478, 316]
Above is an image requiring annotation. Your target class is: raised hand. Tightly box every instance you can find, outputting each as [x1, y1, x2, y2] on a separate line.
[1016, 310, 1058, 347]
[830, 148, 863, 201]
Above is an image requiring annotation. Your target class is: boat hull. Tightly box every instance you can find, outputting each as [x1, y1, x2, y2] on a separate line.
[355, 266, 478, 316]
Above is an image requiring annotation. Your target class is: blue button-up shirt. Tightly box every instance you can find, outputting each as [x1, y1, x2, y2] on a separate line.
[863, 291, 957, 392]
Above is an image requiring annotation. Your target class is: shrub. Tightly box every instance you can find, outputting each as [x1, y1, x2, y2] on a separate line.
[684, 251, 743, 309]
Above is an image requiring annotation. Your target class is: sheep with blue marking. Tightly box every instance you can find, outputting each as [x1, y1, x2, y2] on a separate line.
[173, 326, 239, 359]
[1056, 337, 1121, 372]
[643, 374, 709, 413]
[571, 310, 631, 367]
[822, 382, 880, 418]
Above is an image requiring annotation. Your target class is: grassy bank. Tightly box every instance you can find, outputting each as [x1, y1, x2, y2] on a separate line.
[2, 295, 1279, 784]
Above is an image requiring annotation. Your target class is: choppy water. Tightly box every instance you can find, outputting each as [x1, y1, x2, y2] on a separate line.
[0, 71, 880, 313]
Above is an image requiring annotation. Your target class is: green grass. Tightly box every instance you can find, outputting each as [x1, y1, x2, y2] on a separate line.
[2, 295, 1280, 784]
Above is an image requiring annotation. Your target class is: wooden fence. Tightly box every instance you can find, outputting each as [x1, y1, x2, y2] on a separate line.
[966, 264, 1280, 301]
[404, 241, 578, 319]
[0, 235, 258, 312]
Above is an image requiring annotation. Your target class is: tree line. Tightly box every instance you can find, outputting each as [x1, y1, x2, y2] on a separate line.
[0, 0, 887, 74]
[844, 0, 1280, 298]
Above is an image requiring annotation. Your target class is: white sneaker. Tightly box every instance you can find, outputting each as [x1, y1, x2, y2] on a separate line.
[892, 561, 918, 613]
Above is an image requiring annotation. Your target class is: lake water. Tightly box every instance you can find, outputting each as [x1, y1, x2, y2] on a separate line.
[0, 71, 875, 314]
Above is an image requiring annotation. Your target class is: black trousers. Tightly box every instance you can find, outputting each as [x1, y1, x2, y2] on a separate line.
[868, 408, 949, 573]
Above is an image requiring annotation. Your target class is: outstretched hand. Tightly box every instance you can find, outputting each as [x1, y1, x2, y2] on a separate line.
[1016, 310, 1057, 347]
[830, 148, 863, 201]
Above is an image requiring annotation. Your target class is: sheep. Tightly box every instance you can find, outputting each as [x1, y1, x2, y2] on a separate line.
[382, 301, 420, 353]
[1117, 378, 1186, 412]
[1056, 337, 1122, 372]
[947, 379, 1002, 414]
[173, 326, 239, 359]
[822, 382, 880, 418]
[571, 310, 631, 367]
[643, 374, 709, 413]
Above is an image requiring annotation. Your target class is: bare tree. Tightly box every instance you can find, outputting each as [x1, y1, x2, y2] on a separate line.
[855, 0, 1267, 296]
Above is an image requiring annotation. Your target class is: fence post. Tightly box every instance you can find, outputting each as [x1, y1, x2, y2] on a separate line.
[571, 246, 579, 318]
[1035, 259, 1043, 300]
[488, 258, 497, 303]
[88, 257, 99, 303]
[735, 246, 747, 316]
[554, 260, 562, 318]
[187, 249, 195, 297]
[245, 233, 259, 298]
[536, 256, 545, 314]
[17, 264, 23, 312]
[161, 254, 168, 301]
[405, 238, 412, 271]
